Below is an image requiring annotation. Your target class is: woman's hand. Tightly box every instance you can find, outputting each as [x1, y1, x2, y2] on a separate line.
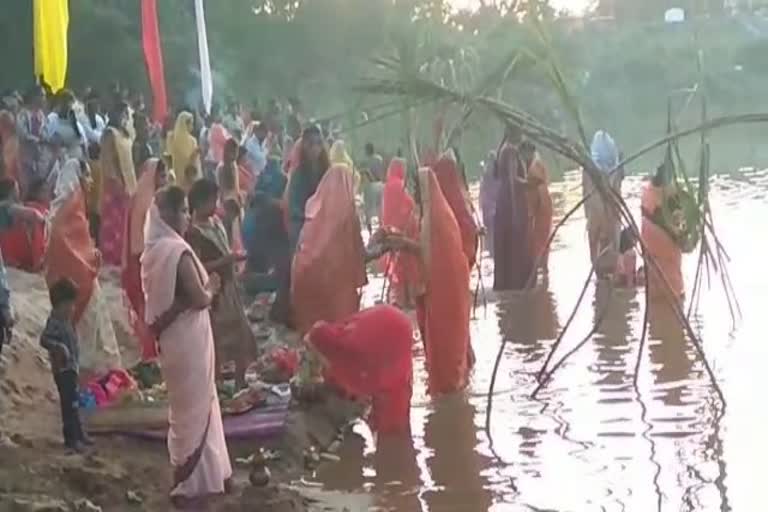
[207, 272, 222, 296]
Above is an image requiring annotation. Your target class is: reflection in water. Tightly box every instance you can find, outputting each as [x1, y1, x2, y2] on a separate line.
[648, 302, 696, 407]
[374, 435, 424, 511]
[423, 394, 493, 512]
[592, 282, 635, 392]
[315, 172, 764, 511]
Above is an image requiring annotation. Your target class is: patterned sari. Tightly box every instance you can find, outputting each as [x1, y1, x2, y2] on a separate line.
[99, 126, 136, 266]
[186, 217, 258, 385]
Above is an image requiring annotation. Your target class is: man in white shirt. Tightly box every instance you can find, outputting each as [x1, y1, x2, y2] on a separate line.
[244, 122, 269, 176]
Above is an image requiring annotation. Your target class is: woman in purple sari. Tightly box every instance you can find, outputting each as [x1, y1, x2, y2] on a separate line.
[493, 126, 533, 291]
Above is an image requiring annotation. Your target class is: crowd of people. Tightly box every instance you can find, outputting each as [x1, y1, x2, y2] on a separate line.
[0, 81, 688, 506]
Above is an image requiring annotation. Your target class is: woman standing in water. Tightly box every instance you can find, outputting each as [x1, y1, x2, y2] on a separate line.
[169, 111, 202, 192]
[185, 179, 256, 389]
[520, 141, 554, 276]
[391, 167, 472, 395]
[142, 187, 232, 506]
[122, 158, 168, 361]
[493, 125, 533, 291]
[641, 163, 684, 302]
[291, 162, 368, 335]
[99, 102, 137, 266]
[433, 154, 479, 270]
[380, 157, 419, 308]
[479, 151, 499, 258]
[585, 130, 622, 277]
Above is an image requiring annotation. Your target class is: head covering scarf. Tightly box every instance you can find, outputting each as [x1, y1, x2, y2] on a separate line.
[416, 167, 471, 395]
[291, 164, 367, 335]
[590, 130, 619, 175]
[329, 140, 353, 169]
[308, 305, 413, 434]
[526, 155, 553, 267]
[254, 157, 287, 199]
[380, 158, 420, 298]
[142, 203, 200, 324]
[493, 142, 533, 291]
[432, 156, 478, 268]
[127, 158, 161, 257]
[169, 111, 200, 191]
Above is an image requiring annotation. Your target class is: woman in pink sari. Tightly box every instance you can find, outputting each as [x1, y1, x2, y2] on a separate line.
[122, 158, 168, 361]
[380, 158, 420, 307]
[99, 102, 136, 266]
[291, 163, 368, 335]
[141, 187, 232, 505]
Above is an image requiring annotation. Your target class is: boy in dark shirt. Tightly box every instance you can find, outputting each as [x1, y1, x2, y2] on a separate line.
[40, 278, 92, 452]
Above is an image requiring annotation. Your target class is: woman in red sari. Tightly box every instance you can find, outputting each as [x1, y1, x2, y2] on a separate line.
[380, 158, 420, 307]
[433, 154, 479, 269]
[0, 178, 47, 272]
[122, 158, 169, 361]
[393, 167, 472, 395]
[307, 304, 413, 435]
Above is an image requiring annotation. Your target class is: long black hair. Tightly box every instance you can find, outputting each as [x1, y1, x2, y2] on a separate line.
[187, 178, 219, 215]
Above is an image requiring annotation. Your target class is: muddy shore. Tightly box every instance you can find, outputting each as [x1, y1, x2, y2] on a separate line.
[0, 268, 367, 511]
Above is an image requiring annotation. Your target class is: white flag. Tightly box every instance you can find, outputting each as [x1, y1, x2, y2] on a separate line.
[194, 0, 212, 114]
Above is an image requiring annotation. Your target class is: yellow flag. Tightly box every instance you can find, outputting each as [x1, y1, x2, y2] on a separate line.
[34, 0, 69, 92]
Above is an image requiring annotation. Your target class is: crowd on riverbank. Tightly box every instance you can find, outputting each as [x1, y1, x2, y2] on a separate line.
[0, 80, 690, 509]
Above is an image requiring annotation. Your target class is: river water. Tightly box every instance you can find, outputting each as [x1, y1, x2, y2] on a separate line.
[314, 169, 768, 511]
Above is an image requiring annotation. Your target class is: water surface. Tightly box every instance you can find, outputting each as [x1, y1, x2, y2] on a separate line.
[315, 170, 767, 512]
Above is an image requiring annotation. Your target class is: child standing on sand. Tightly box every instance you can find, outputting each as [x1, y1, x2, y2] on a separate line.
[40, 278, 93, 452]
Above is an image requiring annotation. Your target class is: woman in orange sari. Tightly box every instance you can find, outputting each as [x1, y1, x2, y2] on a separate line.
[291, 163, 368, 335]
[521, 141, 553, 275]
[380, 158, 420, 307]
[122, 158, 169, 361]
[433, 154, 479, 269]
[99, 102, 137, 266]
[393, 167, 472, 395]
[46, 158, 122, 379]
[641, 165, 684, 302]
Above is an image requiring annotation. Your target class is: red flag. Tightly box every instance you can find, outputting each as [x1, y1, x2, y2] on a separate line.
[141, 0, 168, 123]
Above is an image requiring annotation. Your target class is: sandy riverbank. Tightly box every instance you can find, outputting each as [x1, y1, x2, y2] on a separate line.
[0, 268, 369, 511]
